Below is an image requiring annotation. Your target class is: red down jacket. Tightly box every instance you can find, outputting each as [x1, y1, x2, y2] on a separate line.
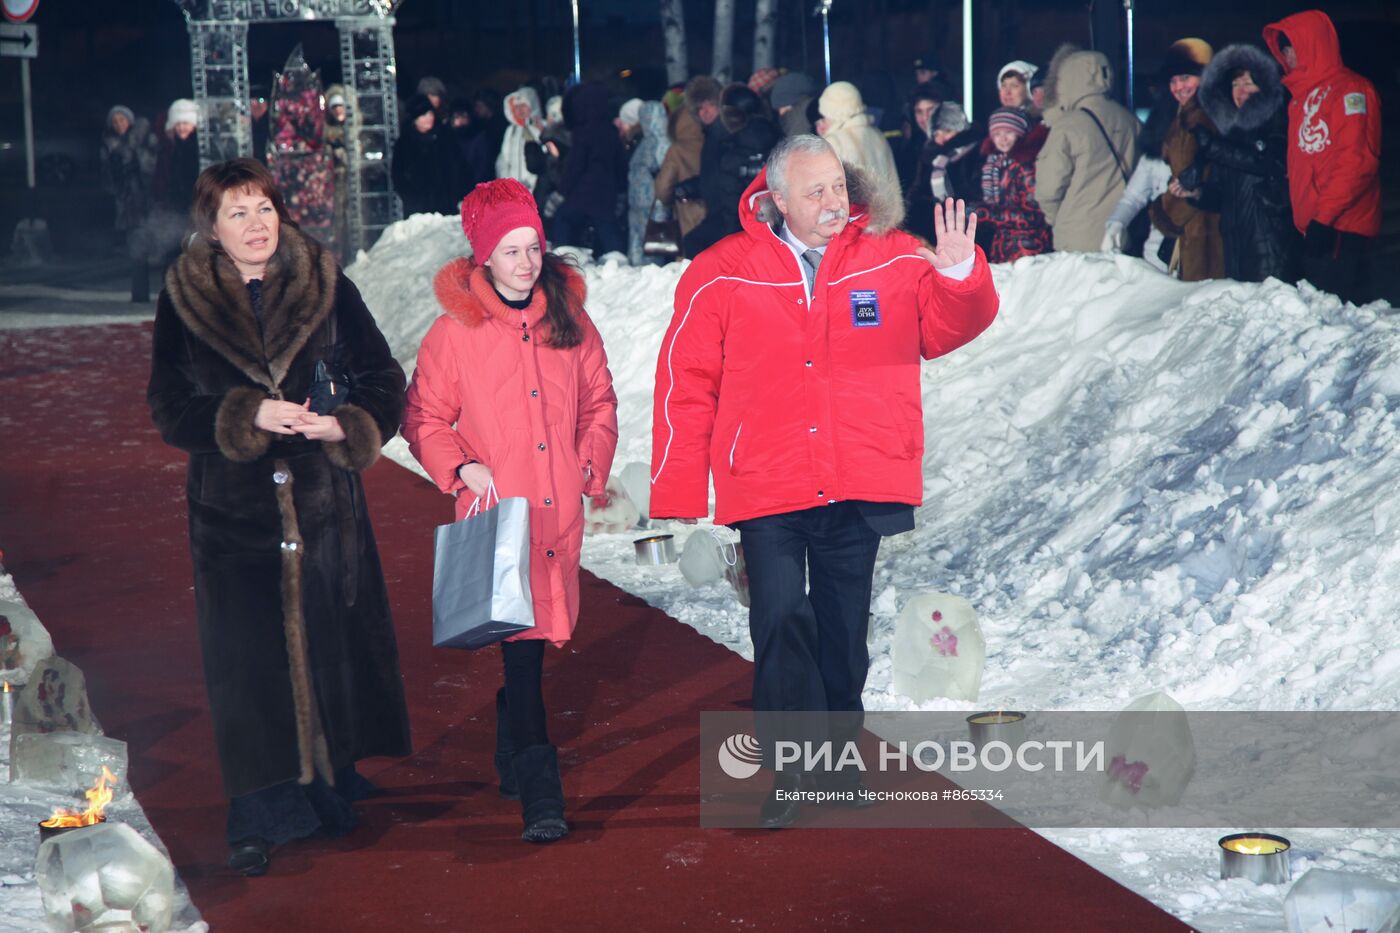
[1264, 11, 1382, 237]
[650, 167, 999, 526]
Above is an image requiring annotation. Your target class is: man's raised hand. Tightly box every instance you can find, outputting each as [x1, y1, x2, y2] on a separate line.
[916, 197, 978, 269]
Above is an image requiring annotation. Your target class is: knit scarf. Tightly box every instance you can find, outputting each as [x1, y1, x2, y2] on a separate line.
[981, 152, 1011, 203]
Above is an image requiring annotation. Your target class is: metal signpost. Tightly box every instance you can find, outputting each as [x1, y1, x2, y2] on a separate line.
[1, 21, 38, 192]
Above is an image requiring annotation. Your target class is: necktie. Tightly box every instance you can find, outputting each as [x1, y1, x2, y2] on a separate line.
[802, 248, 822, 294]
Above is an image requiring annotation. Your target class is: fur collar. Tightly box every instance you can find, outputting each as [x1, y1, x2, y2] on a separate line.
[165, 224, 338, 392]
[1198, 44, 1285, 136]
[433, 257, 585, 332]
[754, 161, 905, 236]
[979, 122, 1049, 165]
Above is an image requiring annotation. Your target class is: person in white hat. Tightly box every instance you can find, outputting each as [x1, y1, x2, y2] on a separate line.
[997, 60, 1039, 112]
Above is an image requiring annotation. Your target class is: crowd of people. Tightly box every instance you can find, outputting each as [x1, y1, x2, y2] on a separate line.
[131, 7, 1381, 879]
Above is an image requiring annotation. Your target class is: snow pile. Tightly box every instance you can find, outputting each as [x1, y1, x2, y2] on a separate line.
[349, 219, 1400, 931]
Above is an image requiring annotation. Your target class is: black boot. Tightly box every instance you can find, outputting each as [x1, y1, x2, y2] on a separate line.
[512, 743, 568, 843]
[494, 687, 519, 800]
[227, 837, 270, 876]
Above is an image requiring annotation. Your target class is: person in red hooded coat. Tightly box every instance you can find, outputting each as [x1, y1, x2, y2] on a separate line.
[403, 179, 618, 844]
[650, 135, 998, 828]
[1263, 10, 1381, 303]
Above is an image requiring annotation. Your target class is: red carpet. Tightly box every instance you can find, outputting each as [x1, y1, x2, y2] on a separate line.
[0, 322, 1188, 931]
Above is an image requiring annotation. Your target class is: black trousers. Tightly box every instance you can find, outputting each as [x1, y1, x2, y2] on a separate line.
[501, 639, 549, 748]
[736, 502, 881, 768]
[1304, 231, 1372, 306]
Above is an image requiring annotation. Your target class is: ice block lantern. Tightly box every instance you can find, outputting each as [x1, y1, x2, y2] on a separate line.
[891, 593, 985, 702]
[1099, 691, 1195, 809]
[12, 731, 129, 798]
[1218, 832, 1291, 885]
[1283, 868, 1400, 931]
[36, 822, 175, 933]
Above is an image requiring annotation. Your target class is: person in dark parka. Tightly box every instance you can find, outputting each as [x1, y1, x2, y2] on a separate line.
[553, 80, 627, 255]
[392, 94, 462, 216]
[1190, 44, 1301, 284]
[147, 159, 410, 878]
[678, 83, 781, 257]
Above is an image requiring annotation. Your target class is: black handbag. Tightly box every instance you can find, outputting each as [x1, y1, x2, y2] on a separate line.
[308, 308, 351, 415]
[643, 201, 681, 257]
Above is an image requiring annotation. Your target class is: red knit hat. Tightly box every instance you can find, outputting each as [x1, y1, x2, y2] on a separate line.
[460, 178, 546, 259]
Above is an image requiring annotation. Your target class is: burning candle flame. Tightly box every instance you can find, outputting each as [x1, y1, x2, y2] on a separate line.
[2, 681, 9, 694]
[40, 766, 118, 828]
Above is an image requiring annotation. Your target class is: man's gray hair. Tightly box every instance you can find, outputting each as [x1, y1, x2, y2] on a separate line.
[765, 134, 836, 197]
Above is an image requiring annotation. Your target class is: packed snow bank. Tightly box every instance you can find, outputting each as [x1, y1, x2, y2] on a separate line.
[349, 218, 1400, 932]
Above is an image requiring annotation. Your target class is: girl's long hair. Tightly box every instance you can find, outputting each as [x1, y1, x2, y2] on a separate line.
[483, 251, 583, 349]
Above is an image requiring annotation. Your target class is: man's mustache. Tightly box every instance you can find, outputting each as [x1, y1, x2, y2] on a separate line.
[818, 208, 848, 224]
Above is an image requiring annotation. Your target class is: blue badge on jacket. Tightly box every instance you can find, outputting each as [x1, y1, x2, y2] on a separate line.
[849, 290, 881, 327]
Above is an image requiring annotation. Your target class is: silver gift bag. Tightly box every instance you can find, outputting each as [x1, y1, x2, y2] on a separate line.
[432, 484, 535, 650]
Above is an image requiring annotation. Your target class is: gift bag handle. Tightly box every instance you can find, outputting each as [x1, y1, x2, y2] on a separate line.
[464, 480, 500, 519]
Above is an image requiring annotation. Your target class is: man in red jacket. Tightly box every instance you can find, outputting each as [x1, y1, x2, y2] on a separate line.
[650, 135, 999, 827]
[1264, 10, 1381, 303]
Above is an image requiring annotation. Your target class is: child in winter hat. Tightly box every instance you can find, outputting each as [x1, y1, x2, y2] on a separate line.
[983, 106, 1030, 198]
[166, 99, 200, 134]
[460, 178, 547, 260]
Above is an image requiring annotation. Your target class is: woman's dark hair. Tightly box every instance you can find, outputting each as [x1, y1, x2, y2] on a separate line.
[191, 158, 293, 241]
[1139, 91, 1179, 161]
[483, 252, 584, 349]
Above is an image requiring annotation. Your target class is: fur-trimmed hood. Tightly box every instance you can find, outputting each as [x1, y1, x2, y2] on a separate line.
[1198, 44, 1285, 136]
[745, 161, 905, 238]
[432, 256, 586, 333]
[164, 224, 338, 393]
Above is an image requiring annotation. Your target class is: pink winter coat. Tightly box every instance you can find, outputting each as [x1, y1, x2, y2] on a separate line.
[402, 257, 619, 645]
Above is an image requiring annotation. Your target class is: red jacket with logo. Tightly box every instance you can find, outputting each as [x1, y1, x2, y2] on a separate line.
[650, 167, 999, 526]
[1264, 11, 1382, 237]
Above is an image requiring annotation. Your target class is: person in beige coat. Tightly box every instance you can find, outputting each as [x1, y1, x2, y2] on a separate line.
[816, 81, 901, 199]
[655, 105, 707, 246]
[1034, 46, 1141, 252]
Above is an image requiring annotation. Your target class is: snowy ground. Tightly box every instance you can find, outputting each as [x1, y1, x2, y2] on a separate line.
[4, 215, 1400, 929]
[352, 218, 1400, 931]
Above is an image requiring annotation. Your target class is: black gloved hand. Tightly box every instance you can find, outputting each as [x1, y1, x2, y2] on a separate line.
[1304, 220, 1337, 259]
[1177, 164, 1202, 192]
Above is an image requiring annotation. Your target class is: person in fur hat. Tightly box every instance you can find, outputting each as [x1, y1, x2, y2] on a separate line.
[101, 104, 159, 301]
[650, 134, 998, 829]
[1034, 44, 1140, 252]
[147, 158, 411, 877]
[1189, 45, 1301, 283]
[1149, 38, 1225, 281]
[979, 107, 1052, 262]
[402, 179, 618, 844]
[815, 81, 900, 200]
[392, 94, 462, 217]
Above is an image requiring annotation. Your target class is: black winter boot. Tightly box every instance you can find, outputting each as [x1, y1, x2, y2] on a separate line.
[512, 743, 568, 843]
[494, 688, 519, 799]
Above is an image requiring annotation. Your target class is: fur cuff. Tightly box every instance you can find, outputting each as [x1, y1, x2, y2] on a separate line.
[214, 386, 272, 462]
[324, 403, 383, 471]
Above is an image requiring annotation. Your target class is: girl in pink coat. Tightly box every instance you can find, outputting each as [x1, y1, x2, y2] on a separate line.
[402, 178, 618, 843]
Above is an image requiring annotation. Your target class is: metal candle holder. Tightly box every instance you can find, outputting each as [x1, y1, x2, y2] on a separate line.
[634, 534, 678, 566]
[1218, 833, 1291, 884]
[966, 711, 1026, 751]
[38, 815, 106, 845]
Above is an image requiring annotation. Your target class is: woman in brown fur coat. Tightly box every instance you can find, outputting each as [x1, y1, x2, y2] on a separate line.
[147, 159, 410, 877]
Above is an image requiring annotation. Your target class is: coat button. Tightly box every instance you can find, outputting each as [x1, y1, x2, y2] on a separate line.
[544, 498, 552, 506]
[272, 469, 289, 484]
[531, 389, 539, 397]
[809, 426, 817, 433]
[522, 334, 530, 342]
[538, 443, 546, 451]
[546, 549, 555, 557]
[817, 490, 824, 497]
[805, 360, 813, 367]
